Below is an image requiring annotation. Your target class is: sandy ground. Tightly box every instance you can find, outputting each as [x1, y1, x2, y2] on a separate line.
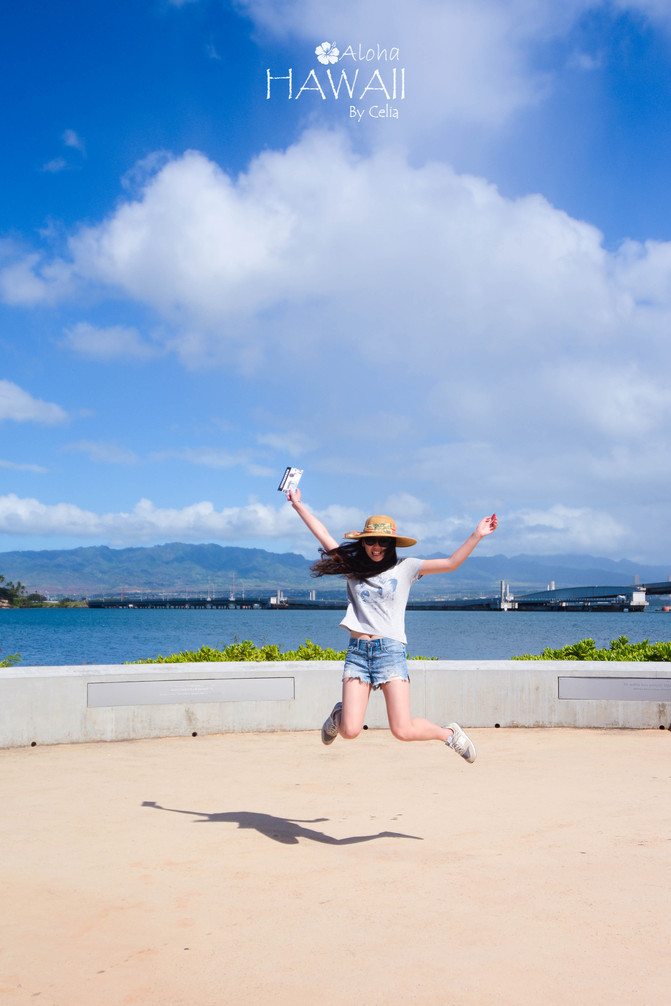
[1, 727, 670, 1006]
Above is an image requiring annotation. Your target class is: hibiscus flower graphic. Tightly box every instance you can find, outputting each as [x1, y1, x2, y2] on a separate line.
[315, 41, 339, 64]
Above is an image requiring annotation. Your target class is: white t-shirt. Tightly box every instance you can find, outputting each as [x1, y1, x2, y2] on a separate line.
[339, 557, 424, 644]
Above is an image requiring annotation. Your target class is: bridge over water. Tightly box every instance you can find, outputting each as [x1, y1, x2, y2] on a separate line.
[87, 580, 670, 612]
[505, 581, 671, 612]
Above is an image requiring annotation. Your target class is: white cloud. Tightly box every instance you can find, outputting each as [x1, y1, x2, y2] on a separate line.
[0, 459, 48, 473]
[59, 442, 281, 476]
[40, 131, 86, 176]
[3, 119, 671, 558]
[121, 150, 174, 194]
[151, 447, 275, 477]
[333, 493, 628, 558]
[0, 381, 68, 425]
[62, 322, 160, 361]
[62, 129, 86, 157]
[567, 49, 603, 71]
[257, 431, 318, 456]
[41, 158, 68, 174]
[4, 133, 635, 374]
[64, 441, 141, 465]
[0, 490, 660, 562]
[381, 492, 433, 522]
[613, 0, 671, 26]
[240, 0, 555, 129]
[505, 503, 627, 554]
[0, 493, 362, 549]
[545, 362, 671, 439]
[239, 0, 671, 138]
[0, 252, 74, 305]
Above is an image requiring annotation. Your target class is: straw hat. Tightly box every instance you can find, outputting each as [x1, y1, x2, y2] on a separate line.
[344, 515, 417, 548]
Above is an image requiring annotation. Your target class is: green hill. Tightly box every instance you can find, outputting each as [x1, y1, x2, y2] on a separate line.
[0, 543, 315, 597]
[1, 543, 669, 601]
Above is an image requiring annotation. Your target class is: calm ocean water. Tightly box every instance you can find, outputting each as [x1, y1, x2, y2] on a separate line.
[1, 606, 670, 666]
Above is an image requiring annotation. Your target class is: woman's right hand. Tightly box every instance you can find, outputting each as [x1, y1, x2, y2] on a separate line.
[286, 489, 338, 550]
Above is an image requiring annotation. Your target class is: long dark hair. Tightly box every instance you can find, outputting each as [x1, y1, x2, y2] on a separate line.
[311, 539, 398, 581]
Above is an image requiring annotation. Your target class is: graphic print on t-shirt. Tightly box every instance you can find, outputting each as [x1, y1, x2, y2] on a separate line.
[358, 577, 398, 606]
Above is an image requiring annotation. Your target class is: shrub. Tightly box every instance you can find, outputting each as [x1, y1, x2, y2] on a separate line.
[512, 635, 671, 661]
[129, 638, 348, 664]
[129, 637, 435, 664]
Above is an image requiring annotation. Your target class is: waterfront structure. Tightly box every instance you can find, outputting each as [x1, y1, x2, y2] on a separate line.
[86, 580, 670, 612]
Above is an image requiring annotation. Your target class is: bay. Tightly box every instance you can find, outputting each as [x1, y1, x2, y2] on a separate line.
[1, 606, 670, 666]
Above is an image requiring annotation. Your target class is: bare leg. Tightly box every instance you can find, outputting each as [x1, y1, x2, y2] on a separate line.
[338, 677, 372, 740]
[381, 679, 453, 743]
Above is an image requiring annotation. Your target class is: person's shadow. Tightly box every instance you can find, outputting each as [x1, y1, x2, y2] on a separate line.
[142, 800, 422, 846]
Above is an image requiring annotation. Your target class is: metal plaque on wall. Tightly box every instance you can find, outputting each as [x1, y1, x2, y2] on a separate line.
[88, 676, 295, 707]
[558, 676, 671, 701]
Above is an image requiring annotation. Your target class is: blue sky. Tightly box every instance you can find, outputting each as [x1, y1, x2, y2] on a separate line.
[1, 0, 671, 563]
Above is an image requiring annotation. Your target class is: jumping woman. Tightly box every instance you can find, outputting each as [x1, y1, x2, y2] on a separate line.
[287, 488, 497, 763]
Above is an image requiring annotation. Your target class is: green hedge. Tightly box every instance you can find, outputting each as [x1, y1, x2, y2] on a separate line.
[512, 635, 671, 661]
[130, 637, 435, 664]
[130, 638, 347, 664]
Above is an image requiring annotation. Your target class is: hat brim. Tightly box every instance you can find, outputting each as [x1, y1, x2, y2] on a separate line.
[344, 531, 417, 548]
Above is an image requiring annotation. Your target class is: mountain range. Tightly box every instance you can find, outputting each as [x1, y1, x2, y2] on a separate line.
[1, 542, 669, 599]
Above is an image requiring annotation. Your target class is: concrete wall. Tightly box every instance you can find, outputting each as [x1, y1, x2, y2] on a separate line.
[1, 660, 670, 748]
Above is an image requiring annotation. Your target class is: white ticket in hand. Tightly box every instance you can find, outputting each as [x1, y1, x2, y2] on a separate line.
[278, 467, 303, 493]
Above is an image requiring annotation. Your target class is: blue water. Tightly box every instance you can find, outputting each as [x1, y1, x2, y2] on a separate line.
[1, 607, 670, 666]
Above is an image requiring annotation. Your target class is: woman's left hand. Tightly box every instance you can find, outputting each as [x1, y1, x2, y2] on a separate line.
[477, 513, 498, 537]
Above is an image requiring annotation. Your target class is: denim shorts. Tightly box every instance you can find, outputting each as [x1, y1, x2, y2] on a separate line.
[342, 637, 409, 690]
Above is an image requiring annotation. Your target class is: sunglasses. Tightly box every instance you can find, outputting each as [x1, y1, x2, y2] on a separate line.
[363, 537, 394, 547]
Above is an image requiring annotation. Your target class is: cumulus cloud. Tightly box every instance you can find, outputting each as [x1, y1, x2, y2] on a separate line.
[1, 130, 671, 557]
[1, 79, 671, 557]
[0, 488, 659, 563]
[237, 0, 671, 144]
[336, 492, 630, 558]
[2, 131, 647, 378]
[504, 503, 627, 554]
[0, 491, 635, 559]
[241, 0, 567, 129]
[0, 381, 68, 425]
[0, 252, 74, 305]
[0, 493, 363, 550]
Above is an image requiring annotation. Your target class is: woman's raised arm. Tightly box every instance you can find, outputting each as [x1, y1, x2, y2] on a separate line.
[419, 514, 497, 576]
[287, 488, 340, 552]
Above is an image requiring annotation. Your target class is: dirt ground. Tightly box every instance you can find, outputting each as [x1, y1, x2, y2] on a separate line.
[1, 728, 669, 1005]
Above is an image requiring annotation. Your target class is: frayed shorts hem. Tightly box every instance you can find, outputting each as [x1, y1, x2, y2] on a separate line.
[342, 637, 409, 690]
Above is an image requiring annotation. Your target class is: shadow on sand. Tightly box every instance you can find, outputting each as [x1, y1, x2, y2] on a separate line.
[142, 800, 423, 846]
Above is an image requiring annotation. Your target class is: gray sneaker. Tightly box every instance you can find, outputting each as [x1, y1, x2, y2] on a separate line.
[445, 722, 476, 763]
[321, 702, 342, 745]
